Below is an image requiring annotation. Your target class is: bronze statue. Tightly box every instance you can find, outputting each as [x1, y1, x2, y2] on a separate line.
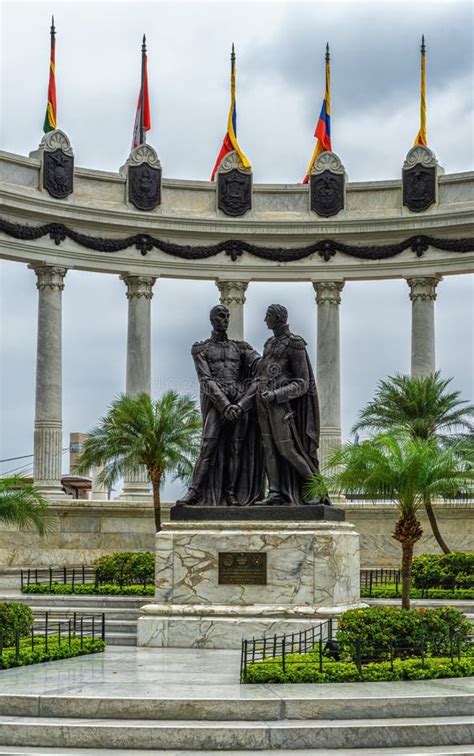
[176, 305, 264, 507]
[255, 304, 327, 506]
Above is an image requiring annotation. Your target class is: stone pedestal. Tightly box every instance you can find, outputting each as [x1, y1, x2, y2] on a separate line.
[137, 515, 362, 649]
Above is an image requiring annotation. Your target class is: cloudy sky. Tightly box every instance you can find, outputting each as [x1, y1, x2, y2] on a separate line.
[0, 0, 473, 497]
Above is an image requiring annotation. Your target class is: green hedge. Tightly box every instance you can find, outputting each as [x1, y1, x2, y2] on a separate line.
[242, 653, 474, 684]
[93, 551, 154, 586]
[362, 584, 474, 600]
[0, 636, 105, 669]
[337, 606, 472, 659]
[0, 602, 34, 646]
[22, 582, 154, 596]
[412, 553, 474, 590]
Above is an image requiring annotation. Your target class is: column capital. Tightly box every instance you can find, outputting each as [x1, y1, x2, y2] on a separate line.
[406, 275, 442, 302]
[29, 264, 67, 291]
[216, 279, 248, 306]
[313, 280, 344, 305]
[120, 274, 157, 300]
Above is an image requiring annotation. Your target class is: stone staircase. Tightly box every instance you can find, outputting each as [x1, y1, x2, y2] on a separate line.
[0, 686, 473, 751]
[0, 591, 144, 646]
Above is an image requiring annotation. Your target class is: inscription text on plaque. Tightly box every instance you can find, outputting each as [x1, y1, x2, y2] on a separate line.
[218, 552, 267, 585]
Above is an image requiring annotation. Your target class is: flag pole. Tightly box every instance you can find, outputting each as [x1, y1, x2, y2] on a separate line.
[139, 34, 146, 146]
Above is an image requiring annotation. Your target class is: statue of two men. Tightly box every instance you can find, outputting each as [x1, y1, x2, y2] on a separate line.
[177, 303, 326, 507]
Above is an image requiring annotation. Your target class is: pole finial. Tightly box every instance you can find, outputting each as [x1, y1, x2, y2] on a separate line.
[326, 42, 330, 62]
[51, 15, 56, 35]
[142, 34, 146, 52]
[421, 34, 425, 54]
[231, 42, 235, 62]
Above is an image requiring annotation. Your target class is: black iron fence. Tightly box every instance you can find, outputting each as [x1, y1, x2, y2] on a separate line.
[360, 568, 401, 595]
[20, 565, 153, 591]
[0, 611, 105, 669]
[240, 621, 471, 682]
[240, 619, 335, 682]
[21, 566, 96, 590]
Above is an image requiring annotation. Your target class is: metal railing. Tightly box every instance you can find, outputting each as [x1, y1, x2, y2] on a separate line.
[20, 565, 154, 591]
[0, 611, 105, 669]
[21, 566, 96, 590]
[240, 621, 472, 682]
[240, 619, 334, 682]
[360, 568, 401, 595]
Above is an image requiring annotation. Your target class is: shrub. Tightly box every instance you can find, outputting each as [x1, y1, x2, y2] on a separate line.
[22, 582, 154, 596]
[412, 552, 474, 590]
[242, 654, 474, 684]
[92, 551, 154, 586]
[361, 584, 474, 600]
[0, 636, 105, 669]
[0, 602, 34, 646]
[336, 606, 471, 660]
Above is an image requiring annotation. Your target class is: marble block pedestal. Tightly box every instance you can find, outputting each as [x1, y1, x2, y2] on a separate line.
[137, 516, 364, 650]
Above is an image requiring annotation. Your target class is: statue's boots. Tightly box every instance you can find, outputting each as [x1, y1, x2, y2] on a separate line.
[176, 488, 200, 506]
[255, 492, 287, 506]
[226, 491, 246, 507]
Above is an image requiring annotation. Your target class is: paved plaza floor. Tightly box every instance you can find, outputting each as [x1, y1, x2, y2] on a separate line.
[1, 647, 473, 754]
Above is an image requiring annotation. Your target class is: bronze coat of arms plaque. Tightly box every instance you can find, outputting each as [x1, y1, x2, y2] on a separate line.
[218, 552, 267, 585]
[218, 169, 252, 216]
[128, 164, 161, 210]
[43, 149, 74, 199]
[403, 165, 436, 212]
[310, 170, 344, 217]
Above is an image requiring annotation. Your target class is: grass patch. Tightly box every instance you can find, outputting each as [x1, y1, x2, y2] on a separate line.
[22, 582, 154, 596]
[242, 652, 474, 684]
[0, 636, 105, 670]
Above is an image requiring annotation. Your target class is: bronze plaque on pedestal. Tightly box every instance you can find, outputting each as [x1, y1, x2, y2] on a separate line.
[218, 552, 267, 585]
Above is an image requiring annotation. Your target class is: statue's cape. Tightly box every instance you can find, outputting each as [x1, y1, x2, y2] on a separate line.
[279, 351, 321, 504]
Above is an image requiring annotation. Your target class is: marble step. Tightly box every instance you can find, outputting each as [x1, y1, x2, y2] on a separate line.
[0, 594, 147, 609]
[0, 693, 473, 721]
[103, 632, 137, 646]
[1, 748, 474, 756]
[0, 714, 473, 750]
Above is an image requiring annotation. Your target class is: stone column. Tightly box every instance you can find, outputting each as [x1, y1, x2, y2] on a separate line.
[406, 276, 441, 377]
[313, 281, 344, 472]
[215, 280, 248, 340]
[30, 264, 67, 496]
[120, 275, 156, 499]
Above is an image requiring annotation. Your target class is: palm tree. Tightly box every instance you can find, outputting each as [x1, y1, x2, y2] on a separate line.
[74, 391, 201, 531]
[0, 476, 54, 535]
[352, 372, 474, 553]
[306, 434, 473, 609]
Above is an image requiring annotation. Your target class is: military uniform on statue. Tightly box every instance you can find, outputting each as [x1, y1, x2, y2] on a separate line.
[253, 304, 329, 507]
[176, 305, 264, 507]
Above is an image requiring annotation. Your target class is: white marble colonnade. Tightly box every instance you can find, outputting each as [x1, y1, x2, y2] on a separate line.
[30, 272, 443, 494]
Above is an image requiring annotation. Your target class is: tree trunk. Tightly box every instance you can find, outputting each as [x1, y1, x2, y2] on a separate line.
[400, 540, 414, 610]
[392, 515, 423, 611]
[150, 472, 162, 532]
[424, 496, 451, 554]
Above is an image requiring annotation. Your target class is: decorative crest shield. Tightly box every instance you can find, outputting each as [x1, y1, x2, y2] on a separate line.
[310, 152, 345, 217]
[218, 169, 252, 216]
[403, 146, 438, 213]
[128, 164, 161, 210]
[310, 172, 344, 217]
[35, 130, 74, 199]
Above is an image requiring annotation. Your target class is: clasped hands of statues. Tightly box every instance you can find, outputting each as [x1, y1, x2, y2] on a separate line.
[224, 389, 276, 423]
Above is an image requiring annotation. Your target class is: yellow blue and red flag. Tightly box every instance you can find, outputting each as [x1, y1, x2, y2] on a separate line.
[131, 35, 152, 150]
[303, 44, 332, 184]
[414, 35, 427, 146]
[211, 44, 251, 181]
[43, 16, 57, 133]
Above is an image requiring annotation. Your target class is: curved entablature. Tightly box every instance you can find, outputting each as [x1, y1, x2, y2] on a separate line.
[0, 149, 473, 281]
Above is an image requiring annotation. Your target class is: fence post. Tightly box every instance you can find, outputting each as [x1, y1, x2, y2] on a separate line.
[449, 628, 454, 664]
[72, 568, 75, 593]
[15, 629, 20, 661]
[73, 611, 77, 635]
[31, 627, 34, 652]
[263, 635, 266, 660]
[0, 632, 3, 669]
[395, 572, 399, 596]
[58, 622, 61, 646]
[369, 571, 373, 596]
[45, 612, 49, 652]
[318, 627, 323, 673]
[421, 637, 425, 668]
[20, 570, 23, 591]
[49, 567, 52, 589]
[63, 566, 67, 585]
[80, 617, 84, 648]
[92, 615, 95, 640]
[102, 612, 105, 642]
[282, 635, 286, 674]
[68, 619, 71, 646]
[273, 633, 277, 658]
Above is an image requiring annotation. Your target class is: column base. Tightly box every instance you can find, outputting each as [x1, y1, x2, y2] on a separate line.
[120, 468, 151, 500]
[319, 427, 342, 472]
[34, 482, 70, 499]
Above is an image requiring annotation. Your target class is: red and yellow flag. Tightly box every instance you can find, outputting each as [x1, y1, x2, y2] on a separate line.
[414, 35, 427, 146]
[43, 16, 57, 133]
[131, 35, 152, 150]
[303, 44, 332, 184]
[211, 44, 251, 181]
